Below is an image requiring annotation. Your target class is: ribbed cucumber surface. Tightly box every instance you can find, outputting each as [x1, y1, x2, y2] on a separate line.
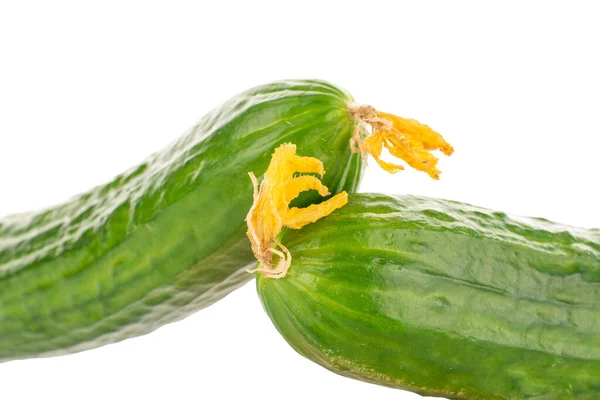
[258, 193, 600, 399]
[0, 80, 364, 362]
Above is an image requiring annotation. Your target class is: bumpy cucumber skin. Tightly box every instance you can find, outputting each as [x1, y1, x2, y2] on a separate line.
[0, 80, 364, 362]
[257, 194, 600, 400]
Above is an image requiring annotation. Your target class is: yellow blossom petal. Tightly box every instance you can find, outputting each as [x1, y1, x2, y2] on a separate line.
[363, 132, 405, 174]
[246, 143, 348, 278]
[284, 192, 348, 229]
[349, 105, 453, 179]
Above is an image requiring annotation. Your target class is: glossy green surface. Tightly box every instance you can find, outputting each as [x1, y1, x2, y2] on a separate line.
[258, 193, 600, 400]
[0, 80, 364, 362]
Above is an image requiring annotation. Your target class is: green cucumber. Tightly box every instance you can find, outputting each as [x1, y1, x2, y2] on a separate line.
[0, 80, 363, 362]
[257, 193, 600, 400]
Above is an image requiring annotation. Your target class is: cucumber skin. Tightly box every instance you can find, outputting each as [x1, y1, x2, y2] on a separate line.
[0, 80, 364, 362]
[257, 193, 600, 400]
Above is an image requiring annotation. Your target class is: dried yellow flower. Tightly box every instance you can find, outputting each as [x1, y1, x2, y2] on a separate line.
[246, 143, 348, 278]
[349, 105, 453, 179]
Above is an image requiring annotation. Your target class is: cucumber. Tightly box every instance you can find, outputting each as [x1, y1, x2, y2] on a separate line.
[0, 80, 364, 362]
[257, 193, 600, 400]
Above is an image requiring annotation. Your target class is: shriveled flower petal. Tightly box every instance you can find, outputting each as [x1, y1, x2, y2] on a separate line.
[246, 143, 348, 278]
[350, 105, 453, 179]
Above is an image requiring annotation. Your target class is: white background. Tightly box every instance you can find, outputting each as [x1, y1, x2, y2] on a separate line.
[1, 1, 599, 399]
